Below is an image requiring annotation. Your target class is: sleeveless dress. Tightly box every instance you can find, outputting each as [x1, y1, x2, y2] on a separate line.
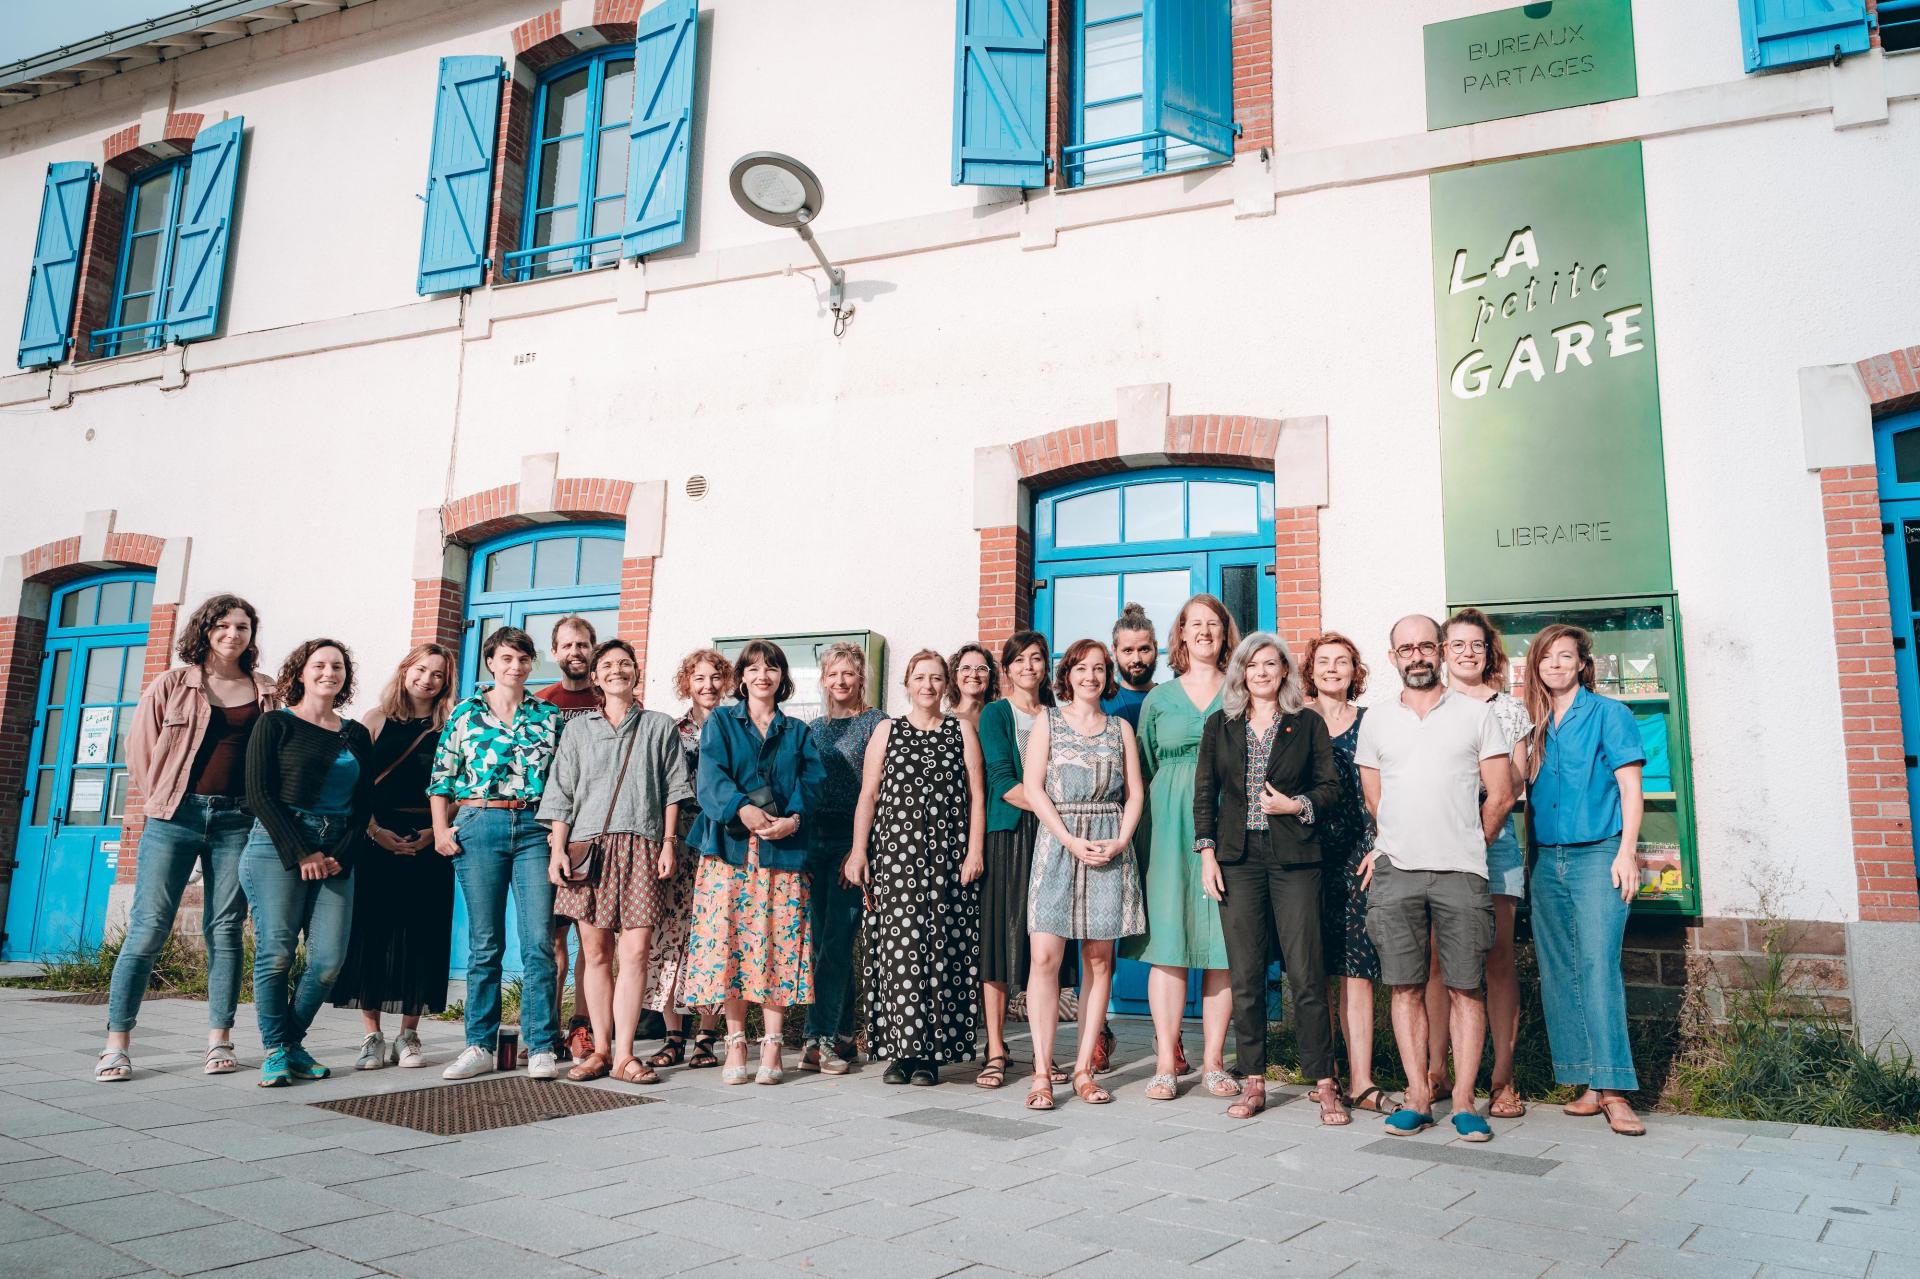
[1028, 708, 1145, 941]
[1122, 680, 1229, 969]
[331, 716, 453, 1015]
[862, 716, 981, 1063]
[1317, 705, 1380, 981]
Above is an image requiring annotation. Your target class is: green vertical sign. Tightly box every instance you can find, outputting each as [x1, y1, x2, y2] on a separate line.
[1425, 0, 1638, 131]
[1430, 141, 1671, 605]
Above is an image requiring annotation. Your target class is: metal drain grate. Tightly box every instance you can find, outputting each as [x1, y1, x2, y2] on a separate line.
[309, 1076, 657, 1135]
[34, 991, 199, 1004]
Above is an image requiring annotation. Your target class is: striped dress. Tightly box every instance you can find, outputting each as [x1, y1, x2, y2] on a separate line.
[1027, 708, 1145, 941]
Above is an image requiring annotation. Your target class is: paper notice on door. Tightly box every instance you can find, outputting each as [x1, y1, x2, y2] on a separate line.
[76, 707, 114, 765]
[71, 775, 106, 814]
[102, 840, 120, 870]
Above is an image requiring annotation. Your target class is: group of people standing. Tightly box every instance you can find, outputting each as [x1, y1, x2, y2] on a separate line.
[95, 588, 1650, 1140]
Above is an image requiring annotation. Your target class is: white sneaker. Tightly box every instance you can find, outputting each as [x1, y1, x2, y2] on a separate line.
[527, 1051, 558, 1080]
[442, 1044, 494, 1080]
[355, 1032, 388, 1071]
[394, 1029, 426, 1068]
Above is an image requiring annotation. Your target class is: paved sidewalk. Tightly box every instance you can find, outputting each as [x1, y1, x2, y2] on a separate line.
[2, 988, 1917, 1278]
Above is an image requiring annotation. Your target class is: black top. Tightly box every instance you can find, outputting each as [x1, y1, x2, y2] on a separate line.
[1192, 706, 1340, 866]
[188, 700, 260, 798]
[367, 716, 438, 829]
[244, 709, 375, 871]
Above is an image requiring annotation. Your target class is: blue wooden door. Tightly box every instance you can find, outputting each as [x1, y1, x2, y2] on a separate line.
[451, 526, 622, 980]
[4, 575, 152, 962]
[1032, 470, 1276, 1018]
[1874, 413, 1920, 838]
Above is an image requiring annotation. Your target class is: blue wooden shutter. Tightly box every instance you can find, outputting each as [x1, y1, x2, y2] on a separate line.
[1738, 0, 1872, 71]
[623, 0, 699, 260]
[951, 0, 1047, 188]
[17, 162, 95, 369]
[418, 56, 504, 294]
[1146, 0, 1235, 157]
[163, 117, 244, 343]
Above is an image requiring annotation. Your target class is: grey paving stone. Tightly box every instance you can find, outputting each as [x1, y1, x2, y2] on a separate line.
[1094, 1152, 1277, 1201]
[839, 1170, 976, 1206]
[890, 1107, 1059, 1142]
[1738, 1168, 1896, 1204]
[382, 1235, 601, 1279]
[249, 1147, 401, 1187]
[1682, 1180, 1811, 1212]
[1448, 1187, 1697, 1248]
[1126, 1188, 1320, 1245]
[3, 1168, 153, 1210]
[58, 1097, 222, 1131]
[564, 1231, 736, 1276]
[42, 1189, 230, 1242]
[808, 1196, 956, 1240]
[0, 1230, 150, 1278]
[431, 1195, 649, 1257]
[1013, 1171, 1161, 1215]
[184, 1176, 383, 1231]
[0, 1199, 64, 1244]
[306, 1123, 453, 1156]
[0, 1103, 111, 1139]
[893, 1217, 1108, 1276]
[25, 1128, 211, 1174]
[675, 1260, 817, 1278]
[554, 1180, 693, 1220]
[114, 1219, 308, 1274]
[706, 1143, 883, 1188]
[1446, 1215, 1624, 1267]
[622, 1196, 846, 1259]
[1038, 1207, 1237, 1263]
[1240, 1181, 1474, 1237]
[1626, 1188, 1828, 1239]
[1684, 1225, 1875, 1276]
[190, 1250, 378, 1279]
[288, 1211, 469, 1262]
[125, 1156, 259, 1193]
[1356, 1134, 1561, 1176]
[696, 1172, 872, 1221]
[143, 1118, 333, 1162]
[788, 1232, 976, 1279]
[1089, 1134, 1237, 1169]
[1188, 1237, 1356, 1277]
[918, 1187, 1078, 1230]
[1284, 1220, 1555, 1278]
[0, 1155, 91, 1186]
[1803, 1196, 1920, 1229]
[0, 1136, 51, 1165]
[1606, 1240, 1765, 1279]
[389, 1135, 547, 1178]
[339, 1168, 506, 1215]
[465, 1159, 628, 1200]
[1822, 1218, 1920, 1258]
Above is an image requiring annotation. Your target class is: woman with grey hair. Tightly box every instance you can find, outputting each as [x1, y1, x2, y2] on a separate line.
[1191, 631, 1343, 1121]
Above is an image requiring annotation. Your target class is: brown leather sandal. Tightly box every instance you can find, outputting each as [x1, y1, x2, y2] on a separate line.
[613, 1056, 660, 1085]
[1600, 1097, 1645, 1136]
[976, 1055, 1011, 1089]
[1071, 1069, 1112, 1104]
[566, 1050, 611, 1081]
[1489, 1082, 1527, 1118]
[1315, 1082, 1351, 1126]
[1227, 1078, 1267, 1119]
[1026, 1070, 1056, 1110]
[1563, 1088, 1603, 1117]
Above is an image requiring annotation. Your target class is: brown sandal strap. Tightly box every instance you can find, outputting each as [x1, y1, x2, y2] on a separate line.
[614, 1057, 659, 1084]
[1071, 1071, 1111, 1104]
[1600, 1097, 1645, 1135]
[1489, 1083, 1527, 1118]
[1229, 1082, 1269, 1119]
[1026, 1074, 1056, 1110]
[566, 1051, 611, 1081]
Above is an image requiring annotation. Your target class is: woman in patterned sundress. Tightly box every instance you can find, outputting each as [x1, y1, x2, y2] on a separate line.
[1304, 632, 1391, 1117]
[843, 650, 985, 1086]
[1021, 638, 1145, 1110]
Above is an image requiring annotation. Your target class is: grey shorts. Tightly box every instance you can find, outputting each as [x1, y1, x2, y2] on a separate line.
[1364, 859, 1495, 990]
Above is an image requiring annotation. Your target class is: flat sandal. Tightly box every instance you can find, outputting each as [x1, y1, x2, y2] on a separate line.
[644, 1032, 685, 1069]
[1071, 1070, 1111, 1104]
[1026, 1071, 1056, 1110]
[975, 1055, 1011, 1089]
[567, 1050, 611, 1082]
[1489, 1082, 1526, 1118]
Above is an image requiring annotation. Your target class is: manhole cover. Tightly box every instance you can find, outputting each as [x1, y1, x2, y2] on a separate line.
[309, 1075, 657, 1135]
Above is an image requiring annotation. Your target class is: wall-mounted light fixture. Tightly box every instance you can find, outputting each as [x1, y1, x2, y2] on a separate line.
[728, 152, 852, 333]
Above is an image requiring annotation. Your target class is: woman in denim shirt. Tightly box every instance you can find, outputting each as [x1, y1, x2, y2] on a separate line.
[684, 640, 827, 1085]
[241, 639, 374, 1087]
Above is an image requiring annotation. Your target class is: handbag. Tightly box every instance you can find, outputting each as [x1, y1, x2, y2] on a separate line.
[561, 718, 642, 886]
[725, 784, 778, 841]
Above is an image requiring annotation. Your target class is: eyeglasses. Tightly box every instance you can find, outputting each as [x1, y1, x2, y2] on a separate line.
[956, 665, 991, 676]
[1392, 642, 1440, 659]
[1445, 639, 1488, 654]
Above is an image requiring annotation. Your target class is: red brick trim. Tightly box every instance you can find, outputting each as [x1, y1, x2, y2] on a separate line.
[978, 413, 1317, 654]
[416, 478, 655, 683]
[103, 114, 203, 176]
[0, 532, 175, 898]
[1858, 345, 1920, 417]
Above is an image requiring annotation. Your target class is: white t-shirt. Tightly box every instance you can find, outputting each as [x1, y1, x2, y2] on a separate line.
[1354, 690, 1510, 876]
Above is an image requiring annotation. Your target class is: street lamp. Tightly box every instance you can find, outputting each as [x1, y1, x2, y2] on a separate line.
[728, 152, 851, 330]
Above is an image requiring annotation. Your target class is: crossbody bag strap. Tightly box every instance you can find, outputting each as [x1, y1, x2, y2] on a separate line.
[370, 725, 438, 790]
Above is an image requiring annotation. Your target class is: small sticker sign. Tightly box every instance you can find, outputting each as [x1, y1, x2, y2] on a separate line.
[76, 707, 113, 765]
[103, 840, 120, 870]
[71, 775, 106, 814]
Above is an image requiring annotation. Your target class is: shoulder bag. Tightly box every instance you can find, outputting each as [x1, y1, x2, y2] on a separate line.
[562, 719, 641, 885]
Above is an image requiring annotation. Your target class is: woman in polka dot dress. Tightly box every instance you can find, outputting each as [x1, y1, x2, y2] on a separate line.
[843, 649, 986, 1086]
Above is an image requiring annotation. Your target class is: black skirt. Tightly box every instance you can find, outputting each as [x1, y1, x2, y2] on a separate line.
[979, 811, 1077, 993]
[331, 814, 455, 1016]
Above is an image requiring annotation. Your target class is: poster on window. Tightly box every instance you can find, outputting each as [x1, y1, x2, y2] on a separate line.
[77, 707, 114, 765]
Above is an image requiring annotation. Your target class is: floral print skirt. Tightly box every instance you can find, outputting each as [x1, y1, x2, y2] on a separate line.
[683, 846, 812, 1009]
[642, 829, 698, 1014]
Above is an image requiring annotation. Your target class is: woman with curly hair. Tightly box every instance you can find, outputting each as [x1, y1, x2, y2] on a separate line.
[100, 594, 276, 1083]
[946, 642, 998, 729]
[640, 648, 732, 1070]
[242, 639, 375, 1087]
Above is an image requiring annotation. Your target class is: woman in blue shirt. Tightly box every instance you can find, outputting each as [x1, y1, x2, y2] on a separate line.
[684, 640, 827, 1085]
[1520, 624, 1646, 1137]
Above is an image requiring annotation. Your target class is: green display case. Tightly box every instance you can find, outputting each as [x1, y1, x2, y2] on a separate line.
[1469, 595, 1700, 916]
[712, 630, 888, 723]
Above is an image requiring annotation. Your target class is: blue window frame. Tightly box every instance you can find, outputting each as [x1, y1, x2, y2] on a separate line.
[1067, 1, 1221, 187]
[509, 48, 636, 282]
[461, 524, 625, 692]
[100, 161, 188, 357]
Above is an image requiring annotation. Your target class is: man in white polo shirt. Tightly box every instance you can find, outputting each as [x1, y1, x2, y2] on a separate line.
[1356, 614, 1514, 1141]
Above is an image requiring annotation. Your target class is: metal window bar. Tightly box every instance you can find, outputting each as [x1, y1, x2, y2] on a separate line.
[87, 309, 213, 353]
[500, 231, 623, 282]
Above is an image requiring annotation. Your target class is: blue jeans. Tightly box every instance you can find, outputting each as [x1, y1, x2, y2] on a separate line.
[239, 811, 355, 1051]
[804, 835, 862, 1042]
[1532, 839, 1638, 1091]
[106, 795, 253, 1033]
[451, 807, 558, 1053]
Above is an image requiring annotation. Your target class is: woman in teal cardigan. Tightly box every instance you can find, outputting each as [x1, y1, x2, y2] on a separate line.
[975, 630, 1074, 1088]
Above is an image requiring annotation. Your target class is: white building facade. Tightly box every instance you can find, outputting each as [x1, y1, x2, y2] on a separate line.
[2, 0, 1917, 1043]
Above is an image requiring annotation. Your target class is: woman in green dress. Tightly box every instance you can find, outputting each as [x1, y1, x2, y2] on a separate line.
[1124, 593, 1240, 1100]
